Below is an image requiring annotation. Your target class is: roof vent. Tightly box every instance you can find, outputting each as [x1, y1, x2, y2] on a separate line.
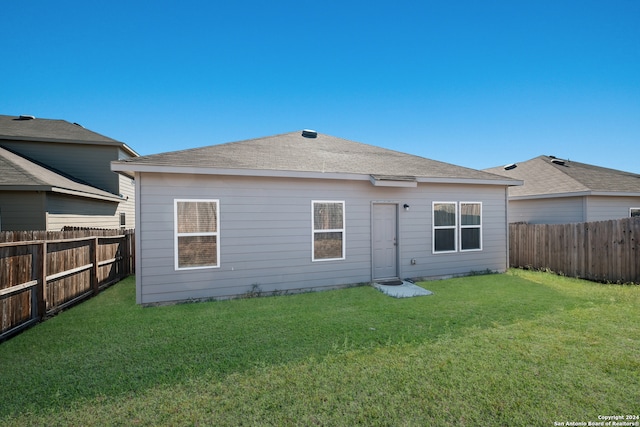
[551, 158, 566, 166]
[302, 129, 317, 138]
[18, 115, 36, 120]
[504, 163, 517, 170]
[73, 122, 84, 127]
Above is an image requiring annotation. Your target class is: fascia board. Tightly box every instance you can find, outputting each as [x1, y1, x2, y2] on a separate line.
[0, 185, 52, 192]
[509, 191, 591, 200]
[416, 177, 523, 186]
[111, 163, 521, 187]
[0, 185, 122, 202]
[111, 164, 368, 181]
[51, 187, 123, 202]
[121, 143, 140, 157]
[510, 190, 640, 201]
[589, 191, 640, 197]
[0, 134, 123, 147]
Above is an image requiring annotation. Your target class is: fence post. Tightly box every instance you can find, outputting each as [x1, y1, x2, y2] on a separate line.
[35, 242, 46, 319]
[91, 237, 99, 295]
[124, 233, 131, 276]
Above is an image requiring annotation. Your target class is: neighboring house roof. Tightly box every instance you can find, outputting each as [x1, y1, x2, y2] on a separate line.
[484, 155, 640, 199]
[0, 146, 124, 202]
[0, 114, 138, 157]
[112, 130, 521, 186]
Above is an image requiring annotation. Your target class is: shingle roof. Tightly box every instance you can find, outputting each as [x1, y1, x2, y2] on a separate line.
[0, 114, 138, 156]
[114, 130, 517, 183]
[484, 155, 640, 197]
[0, 146, 123, 201]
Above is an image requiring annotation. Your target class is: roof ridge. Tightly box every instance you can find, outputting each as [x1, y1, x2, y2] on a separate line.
[538, 155, 589, 190]
[546, 155, 640, 176]
[0, 114, 124, 145]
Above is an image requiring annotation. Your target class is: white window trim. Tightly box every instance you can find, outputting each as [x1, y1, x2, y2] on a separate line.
[630, 207, 640, 218]
[312, 200, 346, 262]
[432, 201, 457, 254]
[174, 199, 220, 271]
[460, 201, 483, 252]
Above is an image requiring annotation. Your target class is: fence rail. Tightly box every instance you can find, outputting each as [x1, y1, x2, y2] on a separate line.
[509, 218, 640, 284]
[0, 229, 135, 341]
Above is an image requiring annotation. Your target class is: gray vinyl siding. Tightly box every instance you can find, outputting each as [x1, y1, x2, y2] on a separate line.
[0, 191, 46, 231]
[508, 195, 640, 224]
[46, 193, 119, 230]
[585, 196, 640, 222]
[507, 197, 585, 224]
[136, 173, 509, 304]
[1, 139, 120, 193]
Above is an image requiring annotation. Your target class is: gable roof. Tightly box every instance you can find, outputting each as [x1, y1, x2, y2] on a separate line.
[484, 155, 640, 199]
[0, 146, 124, 202]
[112, 130, 520, 186]
[0, 114, 138, 157]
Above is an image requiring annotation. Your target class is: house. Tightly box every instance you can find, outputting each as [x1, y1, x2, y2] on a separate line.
[0, 114, 138, 231]
[112, 130, 522, 304]
[484, 155, 640, 224]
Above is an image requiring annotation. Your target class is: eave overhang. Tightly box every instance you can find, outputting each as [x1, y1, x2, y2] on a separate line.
[111, 163, 523, 187]
[0, 135, 139, 157]
[509, 190, 640, 201]
[0, 185, 124, 202]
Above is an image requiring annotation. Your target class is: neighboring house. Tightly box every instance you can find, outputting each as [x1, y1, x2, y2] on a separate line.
[112, 130, 521, 304]
[0, 114, 138, 231]
[484, 155, 640, 224]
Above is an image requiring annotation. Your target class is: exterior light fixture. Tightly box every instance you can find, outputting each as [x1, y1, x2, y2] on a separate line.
[403, 204, 410, 211]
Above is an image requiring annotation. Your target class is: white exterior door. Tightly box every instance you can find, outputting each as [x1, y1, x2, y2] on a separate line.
[372, 203, 398, 280]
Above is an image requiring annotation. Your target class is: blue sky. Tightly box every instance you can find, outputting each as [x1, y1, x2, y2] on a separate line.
[2, 1, 639, 172]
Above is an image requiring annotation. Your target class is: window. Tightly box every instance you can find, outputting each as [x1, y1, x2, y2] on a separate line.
[312, 201, 345, 261]
[460, 202, 482, 251]
[433, 202, 457, 253]
[433, 202, 482, 253]
[119, 212, 126, 227]
[174, 199, 219, 270]
[631, 208, 640, 218]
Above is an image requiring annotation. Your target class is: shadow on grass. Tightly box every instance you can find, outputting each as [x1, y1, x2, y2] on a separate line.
[0, 272, 584, 419]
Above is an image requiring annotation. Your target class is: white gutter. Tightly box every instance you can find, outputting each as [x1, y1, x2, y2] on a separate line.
[111, 163, 523, 187]
[510, 190, 640, 200]
[51, 187, 124, 202]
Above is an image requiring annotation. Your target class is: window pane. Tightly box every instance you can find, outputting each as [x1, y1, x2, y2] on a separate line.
[178, 235, 217, 268]
[314, 232, 343, 259]
[461, 228, 481, 250]
[178, 202, 217, 233]
[631, 209, 640, 218]
[434, 229, 455, 252]
[434, 203, 456, 226]
[314, 203, 343, 230]
[461, 203, 481, 225]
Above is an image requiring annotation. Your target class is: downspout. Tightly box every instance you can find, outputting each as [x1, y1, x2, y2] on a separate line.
[505, 187, 510, 271]
[135, 173, 142, 305]
[41, 191, 49, 231]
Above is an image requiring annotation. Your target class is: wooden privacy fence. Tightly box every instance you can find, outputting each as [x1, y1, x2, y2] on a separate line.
[0, 229, 135, 341]
[509, 218, 640, 284]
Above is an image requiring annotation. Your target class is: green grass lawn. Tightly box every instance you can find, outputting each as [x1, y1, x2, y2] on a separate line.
[1, 270, 638, 426]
